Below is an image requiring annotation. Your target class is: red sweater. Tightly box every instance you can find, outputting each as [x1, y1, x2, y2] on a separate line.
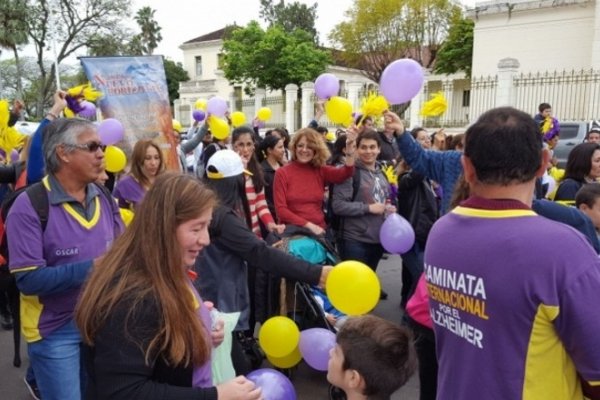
[274, 161, 354, 228]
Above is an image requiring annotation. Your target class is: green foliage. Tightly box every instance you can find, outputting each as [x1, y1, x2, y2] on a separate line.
[259, 0, 318, 42]
[163, 59, 189, 106]
[0, 0, 28, 50]
[133, 6, 162, 55]
[25, 0, 131, 117]
[222, 21, 330, 94]
[330, 0, 461, 82]
[433, 16, 474, 76]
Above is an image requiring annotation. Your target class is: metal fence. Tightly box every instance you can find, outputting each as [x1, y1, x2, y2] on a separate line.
[469, 69, 600, 123]
[513, 69, 600, 121]
[262, 95, 286, 129]
[469, 74, 498, 124]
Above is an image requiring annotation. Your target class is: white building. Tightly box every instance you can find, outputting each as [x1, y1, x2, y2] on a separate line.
[466, 0, 600, 121]
[471, 0, 600, 76]
[175, 27, 374, 129]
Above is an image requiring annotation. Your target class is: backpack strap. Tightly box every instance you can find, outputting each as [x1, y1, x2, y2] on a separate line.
[24, 182, 49, 232]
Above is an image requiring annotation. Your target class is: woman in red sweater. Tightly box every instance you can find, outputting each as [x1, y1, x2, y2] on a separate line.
[274, 127, 356, 236]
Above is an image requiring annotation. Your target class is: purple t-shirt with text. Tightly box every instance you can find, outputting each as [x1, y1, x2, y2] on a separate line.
[425, 199, 600, 399]
[7, 184, 122, 341]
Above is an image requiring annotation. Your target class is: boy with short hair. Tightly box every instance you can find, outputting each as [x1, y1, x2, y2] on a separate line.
[327, 315, 417, 400]
[575, 183, 600, 232]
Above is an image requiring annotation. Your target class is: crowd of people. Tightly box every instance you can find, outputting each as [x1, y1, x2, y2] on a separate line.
[0, 91, 599, 400]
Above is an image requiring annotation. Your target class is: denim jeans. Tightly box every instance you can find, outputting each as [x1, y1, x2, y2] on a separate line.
[338, 239, 385, 272]
[28, 319, 85, 400]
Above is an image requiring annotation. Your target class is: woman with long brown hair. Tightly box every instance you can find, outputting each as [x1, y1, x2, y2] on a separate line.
[112, 139, 165, 210]
[76, 172, 261, 400]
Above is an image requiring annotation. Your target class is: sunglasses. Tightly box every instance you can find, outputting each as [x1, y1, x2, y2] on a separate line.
[65, 141, 106, 153]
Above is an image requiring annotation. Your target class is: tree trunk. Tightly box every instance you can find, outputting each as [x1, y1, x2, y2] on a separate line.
[12, 46, 23, 100]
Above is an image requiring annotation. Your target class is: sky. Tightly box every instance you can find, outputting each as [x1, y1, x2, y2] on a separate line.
[1, 0, 477, 65]
[132, 0, 477, 63]
[131, 0, 355, 63]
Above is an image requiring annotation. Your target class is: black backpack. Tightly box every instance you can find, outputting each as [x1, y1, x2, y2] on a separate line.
[0, 181, 113, 367]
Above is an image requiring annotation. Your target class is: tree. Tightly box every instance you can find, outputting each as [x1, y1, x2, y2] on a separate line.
[163, 59, 189, 106]
[329, 0, 461, 82]
[222, 21, 331, 94]
[133, 6, 162, 55]
[88, 26, 137, 56]
[26, 0, 130, 117]
[259, 0, 318, 42]
[433, 16, 474, 76]
[0, 0, 30, 98]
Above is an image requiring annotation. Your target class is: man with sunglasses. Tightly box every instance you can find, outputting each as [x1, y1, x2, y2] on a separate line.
[6, 117, 124, 400]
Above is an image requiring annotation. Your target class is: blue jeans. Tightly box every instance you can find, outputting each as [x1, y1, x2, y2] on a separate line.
[338, 239, 385, 272]
[28, 319, 85, 400]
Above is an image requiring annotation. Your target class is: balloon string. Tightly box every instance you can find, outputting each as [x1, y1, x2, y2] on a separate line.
[357, 114, 366, 128]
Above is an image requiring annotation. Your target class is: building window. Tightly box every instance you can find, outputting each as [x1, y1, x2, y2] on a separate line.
[217, 53, 225, 70]
[462, 90, 470, 107]
[195, 56, 202, 77]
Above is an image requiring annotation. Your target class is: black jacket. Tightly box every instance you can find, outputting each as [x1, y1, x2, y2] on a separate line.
[397, 170, 439, 247]
[83, 295, 217, 400]
[194, 206, 322, 331]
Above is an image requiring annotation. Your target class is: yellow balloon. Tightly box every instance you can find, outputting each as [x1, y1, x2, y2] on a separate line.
[259, 316, 300, 358]
[209, 116, 230, 140]
[119, 208, 134, 226]
[231, 111, 246, 128]
[325, 97, 353, 125]
[326, 260, 381, 315]
[325, 131, 336, 142]
[172, 119, 182, 133]
[267, 346, 302, 369]
[257, 107, 272, 122]
[195, 99, 207, 111]
[104, 145, 127, 173]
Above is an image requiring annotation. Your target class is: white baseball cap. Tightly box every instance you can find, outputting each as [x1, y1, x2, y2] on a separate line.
[206, 149, 252, 179]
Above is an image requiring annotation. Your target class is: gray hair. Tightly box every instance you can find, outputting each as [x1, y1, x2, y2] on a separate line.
[43, 118, 96, 174]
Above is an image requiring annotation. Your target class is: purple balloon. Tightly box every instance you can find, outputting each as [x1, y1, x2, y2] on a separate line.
[78, 101, 97, 119]
[314, 73, 340, 100]
[379, 59, 424, 105]
[379, 213, 415, 254]
[206, 97, 228, 117]
[247, 368, 296, 400]
[10, 149, 19, 163]
[299, 328, 336, 371]
[98, 118, 125, 146]
[192, 109, 206, 122]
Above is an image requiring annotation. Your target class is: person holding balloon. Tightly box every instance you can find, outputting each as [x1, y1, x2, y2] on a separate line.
[274, 127, 356, 236]
[113, 139, 165, 210]
[76, 173, 263, 400]
[195, 149, 332, 375]
[331, 130, 394, 300]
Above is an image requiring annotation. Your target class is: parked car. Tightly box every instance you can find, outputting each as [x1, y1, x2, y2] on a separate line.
[553, 121, 589, 168]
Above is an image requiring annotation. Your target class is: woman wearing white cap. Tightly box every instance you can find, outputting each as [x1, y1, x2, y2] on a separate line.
[196, 149, 331, 375]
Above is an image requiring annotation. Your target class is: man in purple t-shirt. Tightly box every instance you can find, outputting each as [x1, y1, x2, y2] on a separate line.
[424, 107, 600, 400]
[7, 117, 123, 400]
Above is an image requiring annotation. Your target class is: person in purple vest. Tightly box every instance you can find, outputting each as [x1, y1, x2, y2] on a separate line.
[424, 107, 600, 400]
[113, 139, 165, 210]
[6, 118, 124, 400]
[76, 173, 261, 400]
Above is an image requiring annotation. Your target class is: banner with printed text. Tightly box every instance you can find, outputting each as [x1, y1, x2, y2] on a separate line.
[80, 56, 179, 170]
